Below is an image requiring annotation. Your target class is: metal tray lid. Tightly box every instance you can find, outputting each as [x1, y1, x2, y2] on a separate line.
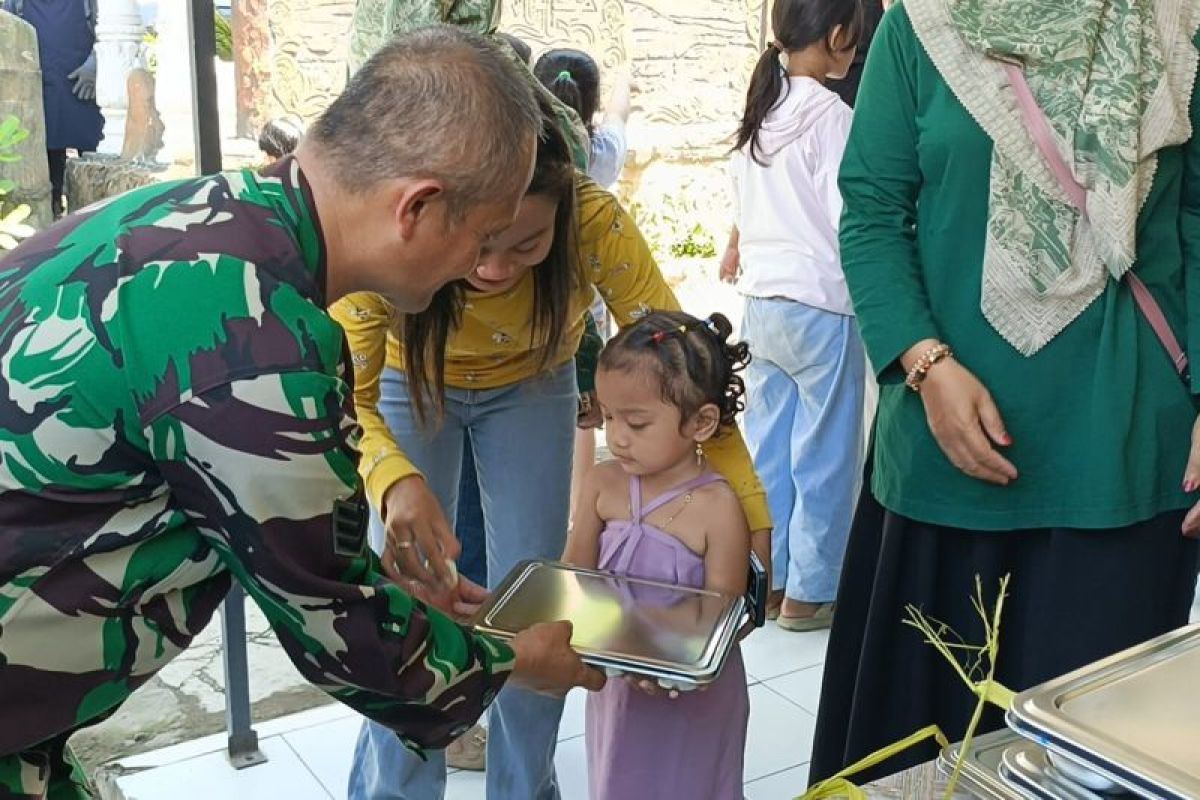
[937, 729, 1029, 800]
[1008, 623, 1200, 800]
[998, 741, 1112, 800]
[472, 560, 745, 685]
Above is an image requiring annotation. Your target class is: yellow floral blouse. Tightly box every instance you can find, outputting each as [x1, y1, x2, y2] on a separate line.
[330, 178, 771, 531]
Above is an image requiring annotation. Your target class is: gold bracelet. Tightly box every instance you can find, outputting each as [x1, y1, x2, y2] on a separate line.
[905, 343, 953, 392]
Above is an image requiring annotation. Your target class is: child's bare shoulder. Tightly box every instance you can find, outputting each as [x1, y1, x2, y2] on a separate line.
[695, 479, 748, 532]
[590, 459, 630, 496]
[694, 476, 740, 507]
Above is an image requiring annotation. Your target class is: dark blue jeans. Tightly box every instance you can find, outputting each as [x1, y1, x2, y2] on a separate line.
[456, 437, 487, 586]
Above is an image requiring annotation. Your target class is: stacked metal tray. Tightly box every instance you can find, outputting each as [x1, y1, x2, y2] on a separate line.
[938, 624, 1200, 799]
[937, 729, 1028, 800]
[936, 729, 1114, 800]
[998, 741, 1119, 799]
[1005, 623, 1200, 799]
[471, 559, 755, 688]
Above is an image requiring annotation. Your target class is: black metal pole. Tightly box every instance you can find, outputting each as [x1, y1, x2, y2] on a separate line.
[188, 0, 223, 175]
[220, 585, 266, 768]
[186, 0, 263, 769]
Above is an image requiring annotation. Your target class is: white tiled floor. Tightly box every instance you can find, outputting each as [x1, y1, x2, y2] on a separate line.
[102, 622, 826, 800]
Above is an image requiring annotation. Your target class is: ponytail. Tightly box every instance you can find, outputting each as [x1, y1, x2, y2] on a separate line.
[533, 49, 601, 138]
[734, 44, 788, 166]
[548, 71, 589, 135]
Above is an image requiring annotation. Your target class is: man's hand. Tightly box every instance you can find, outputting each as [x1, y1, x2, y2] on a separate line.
[408, 575, 489, 622]
[509, 621, 606, 696]
[67, 53, 97, 101]
[380, 475, 460, 590]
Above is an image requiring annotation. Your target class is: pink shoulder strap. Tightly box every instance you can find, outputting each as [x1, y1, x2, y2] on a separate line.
[1004, 63, 1188, 379]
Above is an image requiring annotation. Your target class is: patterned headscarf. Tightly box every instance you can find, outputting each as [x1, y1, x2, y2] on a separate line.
[905, 0, 1200, 354]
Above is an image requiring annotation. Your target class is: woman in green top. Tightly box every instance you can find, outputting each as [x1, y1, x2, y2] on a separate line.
[810, 0, 1200, 782]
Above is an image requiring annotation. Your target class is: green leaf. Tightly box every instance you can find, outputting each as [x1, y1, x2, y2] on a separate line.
[0, 179, 15, 193]
[0, 115, 18, 141]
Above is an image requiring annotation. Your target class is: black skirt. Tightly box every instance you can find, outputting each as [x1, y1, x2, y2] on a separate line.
[808, 478, 1199, 786]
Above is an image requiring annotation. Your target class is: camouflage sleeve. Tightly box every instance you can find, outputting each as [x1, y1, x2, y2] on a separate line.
[575, 312, 603, 394]
[147, 369, 513, 752]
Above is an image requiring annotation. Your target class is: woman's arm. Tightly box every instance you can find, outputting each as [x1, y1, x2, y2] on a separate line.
[329, 293, 423, 506]
[843, 8, 1015, 485]
[602, 67, 634, 128]
[1175, 27, 1200, 534]
[328, 293, 460, 589]
[838, 8, 939, 380]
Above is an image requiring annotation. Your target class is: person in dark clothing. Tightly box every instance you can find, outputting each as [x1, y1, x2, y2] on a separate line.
[3, 0, 105, 217]
[824, 0, 884, 106]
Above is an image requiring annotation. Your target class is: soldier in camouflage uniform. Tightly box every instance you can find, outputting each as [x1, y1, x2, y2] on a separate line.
[0, 27, 603, 800]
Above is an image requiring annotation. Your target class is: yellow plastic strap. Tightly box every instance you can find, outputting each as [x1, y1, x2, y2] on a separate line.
[798, 725, 950, 799]
[975, 680, 1016, 710]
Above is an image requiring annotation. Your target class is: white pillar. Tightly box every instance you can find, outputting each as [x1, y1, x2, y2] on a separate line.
[155, 0, 197, 166]
[95, 0, 145, 156]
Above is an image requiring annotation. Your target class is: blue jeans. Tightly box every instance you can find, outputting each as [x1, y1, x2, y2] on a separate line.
[456, 438, 487, 586]
[741, 296, 866, 604]
[347, 363, 578, 800]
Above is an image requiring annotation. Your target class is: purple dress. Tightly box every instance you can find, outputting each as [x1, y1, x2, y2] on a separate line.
[586, 474, 750, 800]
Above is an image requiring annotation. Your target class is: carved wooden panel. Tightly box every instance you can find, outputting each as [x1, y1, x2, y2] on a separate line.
[263, 0, 767, 165]
[266, 0, 355, 122]
[233, 0, 272, 137]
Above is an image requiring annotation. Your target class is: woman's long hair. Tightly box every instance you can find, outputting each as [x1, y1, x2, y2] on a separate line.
[402, 97, 580, 425]
[734, 0, 864, 165]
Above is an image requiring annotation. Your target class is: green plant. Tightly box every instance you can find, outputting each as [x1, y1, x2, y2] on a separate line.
[215, 14, 233, 62]
[628, 195, 719, 262]
[0, 115, 34, 251]
[669, 223, 717, 259]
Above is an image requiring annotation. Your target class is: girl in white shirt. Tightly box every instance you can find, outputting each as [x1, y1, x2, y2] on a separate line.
[722, 0, 867, 632]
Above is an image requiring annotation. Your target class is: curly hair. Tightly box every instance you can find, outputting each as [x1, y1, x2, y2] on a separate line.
[599, 310, 751, 429]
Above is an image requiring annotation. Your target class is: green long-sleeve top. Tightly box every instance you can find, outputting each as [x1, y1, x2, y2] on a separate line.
[842, 6, 1200, 531]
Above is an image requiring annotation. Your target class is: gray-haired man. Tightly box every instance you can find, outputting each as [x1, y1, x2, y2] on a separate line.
[0, 26, 603, 800]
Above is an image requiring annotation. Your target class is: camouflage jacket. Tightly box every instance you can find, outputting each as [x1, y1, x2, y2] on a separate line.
[0, 158, 512, 757]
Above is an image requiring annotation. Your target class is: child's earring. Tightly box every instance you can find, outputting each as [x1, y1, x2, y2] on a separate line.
[695, 441, 705, 467]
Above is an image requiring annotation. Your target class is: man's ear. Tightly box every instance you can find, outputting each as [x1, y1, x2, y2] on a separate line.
[394, 179, 446, 241]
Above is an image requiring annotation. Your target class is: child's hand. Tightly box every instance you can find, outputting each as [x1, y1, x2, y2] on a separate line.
[626, 676, 677, 698]
[718, 247, 740, 284]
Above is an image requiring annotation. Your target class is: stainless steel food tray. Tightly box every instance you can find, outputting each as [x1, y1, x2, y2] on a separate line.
[1007, 623, 1200, 800]
[936, 729, 1028, 800]
[472, 559, 749, 687]
[998, 741, 1113, 800]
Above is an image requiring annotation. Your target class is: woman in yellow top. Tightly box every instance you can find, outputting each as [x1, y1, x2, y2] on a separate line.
[333, 111, 770, 800]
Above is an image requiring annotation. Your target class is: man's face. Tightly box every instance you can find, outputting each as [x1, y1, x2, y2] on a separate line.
[384, 197, 524, 313]
[378, 133, 537, 313]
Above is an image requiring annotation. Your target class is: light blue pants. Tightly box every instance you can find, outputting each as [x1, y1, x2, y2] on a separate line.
[741, 297, 866, 604]
[347, 363, 577, 800]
